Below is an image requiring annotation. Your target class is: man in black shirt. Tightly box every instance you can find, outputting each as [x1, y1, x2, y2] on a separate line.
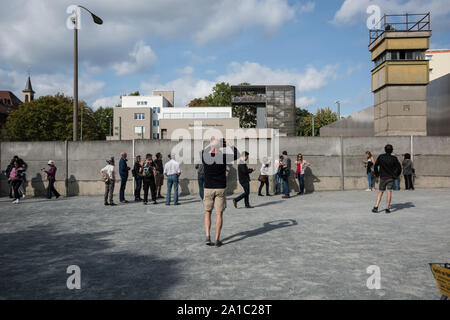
[233, 151, 255, 209]
[154, 153, 164, 199]
[202, 137, 240, 247]
[372, 144, 402, 214]
[132, 155, 143, 201]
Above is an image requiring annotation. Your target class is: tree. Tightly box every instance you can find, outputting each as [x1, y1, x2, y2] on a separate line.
[295, 107, 312, 136]
[188, 82, 257, 128]
[300, 107, 338, 136]
[93, 106, 114, 139]
[188, 98, 207, 107]
[0, 94, 104, 141]
[128, 91, 140, 96]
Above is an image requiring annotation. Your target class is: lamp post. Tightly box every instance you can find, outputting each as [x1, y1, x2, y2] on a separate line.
[335, 100, 341, 120]
[72, 6, 103, 141]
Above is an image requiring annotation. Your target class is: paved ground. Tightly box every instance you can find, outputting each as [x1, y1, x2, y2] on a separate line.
[0, 189, 449, 300]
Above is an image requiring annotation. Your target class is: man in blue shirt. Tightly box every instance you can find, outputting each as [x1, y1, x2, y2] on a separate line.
[119, 152, 130, 203]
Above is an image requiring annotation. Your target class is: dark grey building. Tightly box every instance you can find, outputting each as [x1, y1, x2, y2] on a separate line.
[231, 85, 296, 136]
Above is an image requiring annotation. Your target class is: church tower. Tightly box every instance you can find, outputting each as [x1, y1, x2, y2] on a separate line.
[22, 75, 35, 103]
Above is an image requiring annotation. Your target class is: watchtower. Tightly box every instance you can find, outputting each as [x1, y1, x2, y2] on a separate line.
[369, 13, 431, 136]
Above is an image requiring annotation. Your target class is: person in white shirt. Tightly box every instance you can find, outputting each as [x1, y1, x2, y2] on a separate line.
[101, 157, 116, 206]
[164, 154, 182, 205]
[258, 157, 271, 196]
[274, 155, 284, 195]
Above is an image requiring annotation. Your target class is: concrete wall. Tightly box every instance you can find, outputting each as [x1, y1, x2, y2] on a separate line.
[1, 136, 450, 197]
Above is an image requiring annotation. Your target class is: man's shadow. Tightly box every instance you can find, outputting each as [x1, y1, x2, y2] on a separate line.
[390, 202, 415, 212]
[221, 219, 298, 245]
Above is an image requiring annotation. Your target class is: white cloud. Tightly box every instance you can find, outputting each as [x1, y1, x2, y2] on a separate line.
[92, 95, 121, 109]
[141, 61, 337, 107]
[0, 0, 302, 73]
[217, 61, 338, 93]
[176, 66, 195, 75]
[332, 0, 450, 30]
[141, 76, 216, 107]
[0, 68, 104, 103]
[112, 41, 157, 75]
[298, 1, 315, 13]
[297, 96, 317, 107]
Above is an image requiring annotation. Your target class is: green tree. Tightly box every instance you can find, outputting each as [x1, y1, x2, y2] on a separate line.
[189, 82, 257, 128]
[204, 82, 231, 106]
[93, 106, 114, 139]
[230, 82, 257, 128]
[188, 98, 207, 107]
[128, 91, 140, 96]
[0, 94, 103, 141]
[295, 107, 312, 136]
[300, 107, 338, 136]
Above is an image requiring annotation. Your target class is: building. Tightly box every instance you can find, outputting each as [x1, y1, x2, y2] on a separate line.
[22, 76, 35, 103]
[426, 49, 450, 81]
[111, 91, 237, 140]
[0, 91, 22, 126]
[231, 85, 296, 136]
[0, 76, 35, 126]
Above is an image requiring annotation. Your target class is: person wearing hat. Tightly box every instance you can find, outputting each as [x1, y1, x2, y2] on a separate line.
[101, 157, 116, 206]
[44, 160, 60, 199]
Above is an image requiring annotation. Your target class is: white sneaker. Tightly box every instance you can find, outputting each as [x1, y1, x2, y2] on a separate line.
[13, 199, 19, 204]
[22, 194, 26, 199]
[365, 188, 371, 191]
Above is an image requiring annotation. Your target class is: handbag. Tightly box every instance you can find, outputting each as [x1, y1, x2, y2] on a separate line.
[258, 175, 267, 182]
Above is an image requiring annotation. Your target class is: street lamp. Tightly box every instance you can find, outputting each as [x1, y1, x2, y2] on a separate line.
[335, 100, 341, 120]
[72, 6, 103, 141]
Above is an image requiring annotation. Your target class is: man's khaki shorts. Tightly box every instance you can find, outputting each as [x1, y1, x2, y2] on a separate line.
[203, 188, 226, 212]
[155, 172, 164, 186]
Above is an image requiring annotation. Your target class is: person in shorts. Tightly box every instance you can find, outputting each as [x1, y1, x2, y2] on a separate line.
[372, 144, 402, 214]
[202, 137, 239, 247]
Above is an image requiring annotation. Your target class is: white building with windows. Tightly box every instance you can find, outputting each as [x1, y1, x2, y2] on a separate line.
[109, 91, 235, 140]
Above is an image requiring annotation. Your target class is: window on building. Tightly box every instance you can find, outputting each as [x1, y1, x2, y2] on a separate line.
[134, 126, 145, 134]
[152, 107, 161, 114]
[152, 133, 159, 139]
[134, 113, 145, 120]
[153, 120, 159, 126]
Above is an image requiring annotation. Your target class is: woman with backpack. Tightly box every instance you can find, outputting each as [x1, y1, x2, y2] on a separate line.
[364, 151, 376, 191]
[140, 153, 157, 205]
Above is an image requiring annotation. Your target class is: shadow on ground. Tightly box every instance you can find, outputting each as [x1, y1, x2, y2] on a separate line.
[0, 225, 182, 299]
[390, 202, 415, 211]
[221, 219, 298, 245]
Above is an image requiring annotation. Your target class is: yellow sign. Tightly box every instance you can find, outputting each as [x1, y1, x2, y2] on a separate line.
[430, 264, 450, 298]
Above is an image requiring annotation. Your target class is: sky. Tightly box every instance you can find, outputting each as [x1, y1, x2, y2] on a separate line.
[0, 0, 449, 116]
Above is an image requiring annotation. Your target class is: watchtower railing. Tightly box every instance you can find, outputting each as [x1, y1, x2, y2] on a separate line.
[369, 13, 431, 45]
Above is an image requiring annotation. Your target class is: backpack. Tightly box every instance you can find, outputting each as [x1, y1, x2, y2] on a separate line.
[142, 161, 153, 177]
